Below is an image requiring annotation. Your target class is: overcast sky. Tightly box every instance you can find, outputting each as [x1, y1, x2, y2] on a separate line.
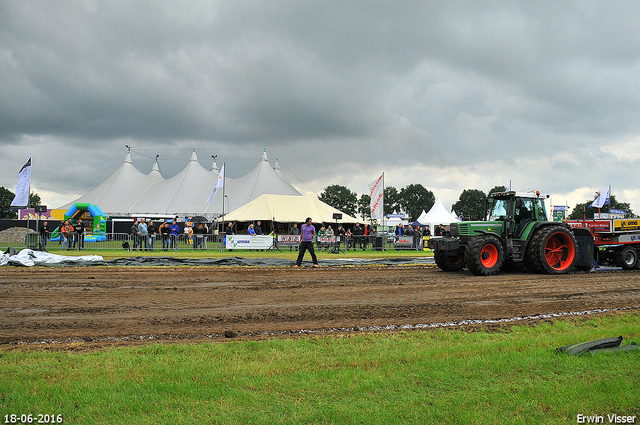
[2, 1, 640, 215]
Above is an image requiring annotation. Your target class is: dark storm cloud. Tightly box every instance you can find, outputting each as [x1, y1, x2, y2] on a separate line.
[2, 1, 640, 211]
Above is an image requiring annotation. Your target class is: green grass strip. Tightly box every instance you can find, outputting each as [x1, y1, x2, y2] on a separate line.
[1, 314, 638, 424]
[36, 246, 433, 261]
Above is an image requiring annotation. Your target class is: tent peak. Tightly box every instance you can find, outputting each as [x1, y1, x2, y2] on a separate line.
[261, 149, 268, 162]
[189, 149, 198, 162]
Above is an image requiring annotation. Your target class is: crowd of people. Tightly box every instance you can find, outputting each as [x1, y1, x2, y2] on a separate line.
[130, 218, 181, 251]
[35, 217, 447, 253]
[39, 219, 88, 250]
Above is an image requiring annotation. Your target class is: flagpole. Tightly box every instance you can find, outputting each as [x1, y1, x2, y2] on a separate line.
[221, 162, 226, 252]
[28, 155, 31, 234]
[382, 172, 385, 231]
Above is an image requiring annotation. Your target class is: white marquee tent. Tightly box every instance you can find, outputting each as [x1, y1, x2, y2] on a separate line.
[223, 194, 359, 224]
[60, 149, 302, 218]
[59, 151, 165, 216]
[415, 198, 461, 234]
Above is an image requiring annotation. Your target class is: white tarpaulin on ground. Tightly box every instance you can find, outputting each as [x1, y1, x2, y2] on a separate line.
[0, 249, 103, 267]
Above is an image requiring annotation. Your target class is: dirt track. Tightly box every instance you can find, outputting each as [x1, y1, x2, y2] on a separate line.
[1, 265, 639, 349]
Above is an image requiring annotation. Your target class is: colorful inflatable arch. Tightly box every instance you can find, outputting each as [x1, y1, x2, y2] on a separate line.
[51, 203, 107, 242]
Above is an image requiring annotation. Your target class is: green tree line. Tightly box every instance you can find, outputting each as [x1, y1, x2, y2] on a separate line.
[319, 184, 636, 222]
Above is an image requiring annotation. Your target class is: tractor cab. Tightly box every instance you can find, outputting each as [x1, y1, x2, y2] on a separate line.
[486, 191, 549, 239]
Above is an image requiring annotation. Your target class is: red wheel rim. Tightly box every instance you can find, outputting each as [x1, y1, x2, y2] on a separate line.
[451, 256, 464, 265]
[480, 243, 499, 268]
[545, 232, 575, 270]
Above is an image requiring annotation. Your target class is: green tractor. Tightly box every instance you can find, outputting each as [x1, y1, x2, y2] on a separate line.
[429, 191, 593, 275]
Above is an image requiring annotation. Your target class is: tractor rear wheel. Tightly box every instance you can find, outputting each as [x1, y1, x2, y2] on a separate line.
[615, 246, 638, 270]
[524, 225, 577, 274]
[465, 235, 504, 276]
[434, 248, 466, 271]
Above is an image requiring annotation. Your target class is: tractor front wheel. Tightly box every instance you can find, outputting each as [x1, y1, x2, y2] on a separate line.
[434, 248, 466, 272]
[524, 225, 577, 274]
[465, 235, 504, 276]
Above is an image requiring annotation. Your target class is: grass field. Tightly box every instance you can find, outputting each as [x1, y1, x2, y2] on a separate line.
[37, 246, 433, 261]
[1, 314, 638, 424]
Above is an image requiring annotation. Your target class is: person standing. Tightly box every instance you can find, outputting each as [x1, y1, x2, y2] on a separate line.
[336, 225, 345, 250]
[352, 223, 363, 250]
[60, 220, 69, 249]
[138, 218, 148, 251]
[413, 225, 422, 250]
[225, 222, 234, 251]
[193, 223, 206, 249]
[39, 221, 50, 249]
[147, 221, 157, 251]
[254, 221, 263, 235]
[73, 219, 85, 251]
[160, 221, 171, 251]
[67, 221, 76, 251]
[289, 223, 300, 251]
[317, 225, 326, 250]
[294, 217, 319, 268]
[131, 220, 140, 250]
[169, 220, 180, 249]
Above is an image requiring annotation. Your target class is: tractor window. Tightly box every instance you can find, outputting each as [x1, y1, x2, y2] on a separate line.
[514, 199, 535, 223]
[535, 199, 548, 221]
[489, 199, 508, 221]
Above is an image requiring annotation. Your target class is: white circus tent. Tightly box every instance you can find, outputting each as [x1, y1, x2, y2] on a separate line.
[60, 148, 302, 219]
[417, 198, 460, 234]
[209, 149, 302, 215]
[59, 150, 165, 216]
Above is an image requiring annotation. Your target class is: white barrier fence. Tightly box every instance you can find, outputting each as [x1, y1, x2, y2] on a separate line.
[1, 230, 433, 252]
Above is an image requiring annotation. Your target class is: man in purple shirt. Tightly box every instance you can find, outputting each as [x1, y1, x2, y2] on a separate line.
[294, 217, 320, 267]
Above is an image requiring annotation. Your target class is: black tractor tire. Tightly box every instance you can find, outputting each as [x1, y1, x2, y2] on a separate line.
[434, 248, 466, 272]
[465, 235, 504, 276]
[615, 246, 638, 270]
[524, 225, 577, 274]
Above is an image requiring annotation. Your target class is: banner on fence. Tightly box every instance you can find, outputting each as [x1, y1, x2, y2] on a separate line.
[226, 235, 273, 250]
[277, 235, 301, 247]
[393, 236, 414, 247]
[317, 236, 340, 245]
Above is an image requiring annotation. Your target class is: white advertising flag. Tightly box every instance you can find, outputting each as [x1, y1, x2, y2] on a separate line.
[10, 156, 32, 208]
[369, 174, 384, 221]
[590, 186, 611, 209]
[206, 164, 225, 204]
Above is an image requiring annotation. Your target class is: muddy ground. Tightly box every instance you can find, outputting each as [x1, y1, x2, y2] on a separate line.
[1, 265, 639, 349]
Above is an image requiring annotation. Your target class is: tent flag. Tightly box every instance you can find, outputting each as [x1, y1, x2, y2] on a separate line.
[590, 186, 610, 209]
[506, 180, 511, 191]
[10, 156, 32, 208]
[369, 174, 384, 221]
[206, 164, 225, 204]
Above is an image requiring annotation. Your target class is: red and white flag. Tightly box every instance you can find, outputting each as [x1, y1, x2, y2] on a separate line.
[369, 174, 384, 221]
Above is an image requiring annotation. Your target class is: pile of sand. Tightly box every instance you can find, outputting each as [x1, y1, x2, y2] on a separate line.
[0, 227, 35, 243]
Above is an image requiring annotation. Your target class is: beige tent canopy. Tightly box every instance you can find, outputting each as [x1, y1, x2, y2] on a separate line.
[222, 194, 359, 224]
